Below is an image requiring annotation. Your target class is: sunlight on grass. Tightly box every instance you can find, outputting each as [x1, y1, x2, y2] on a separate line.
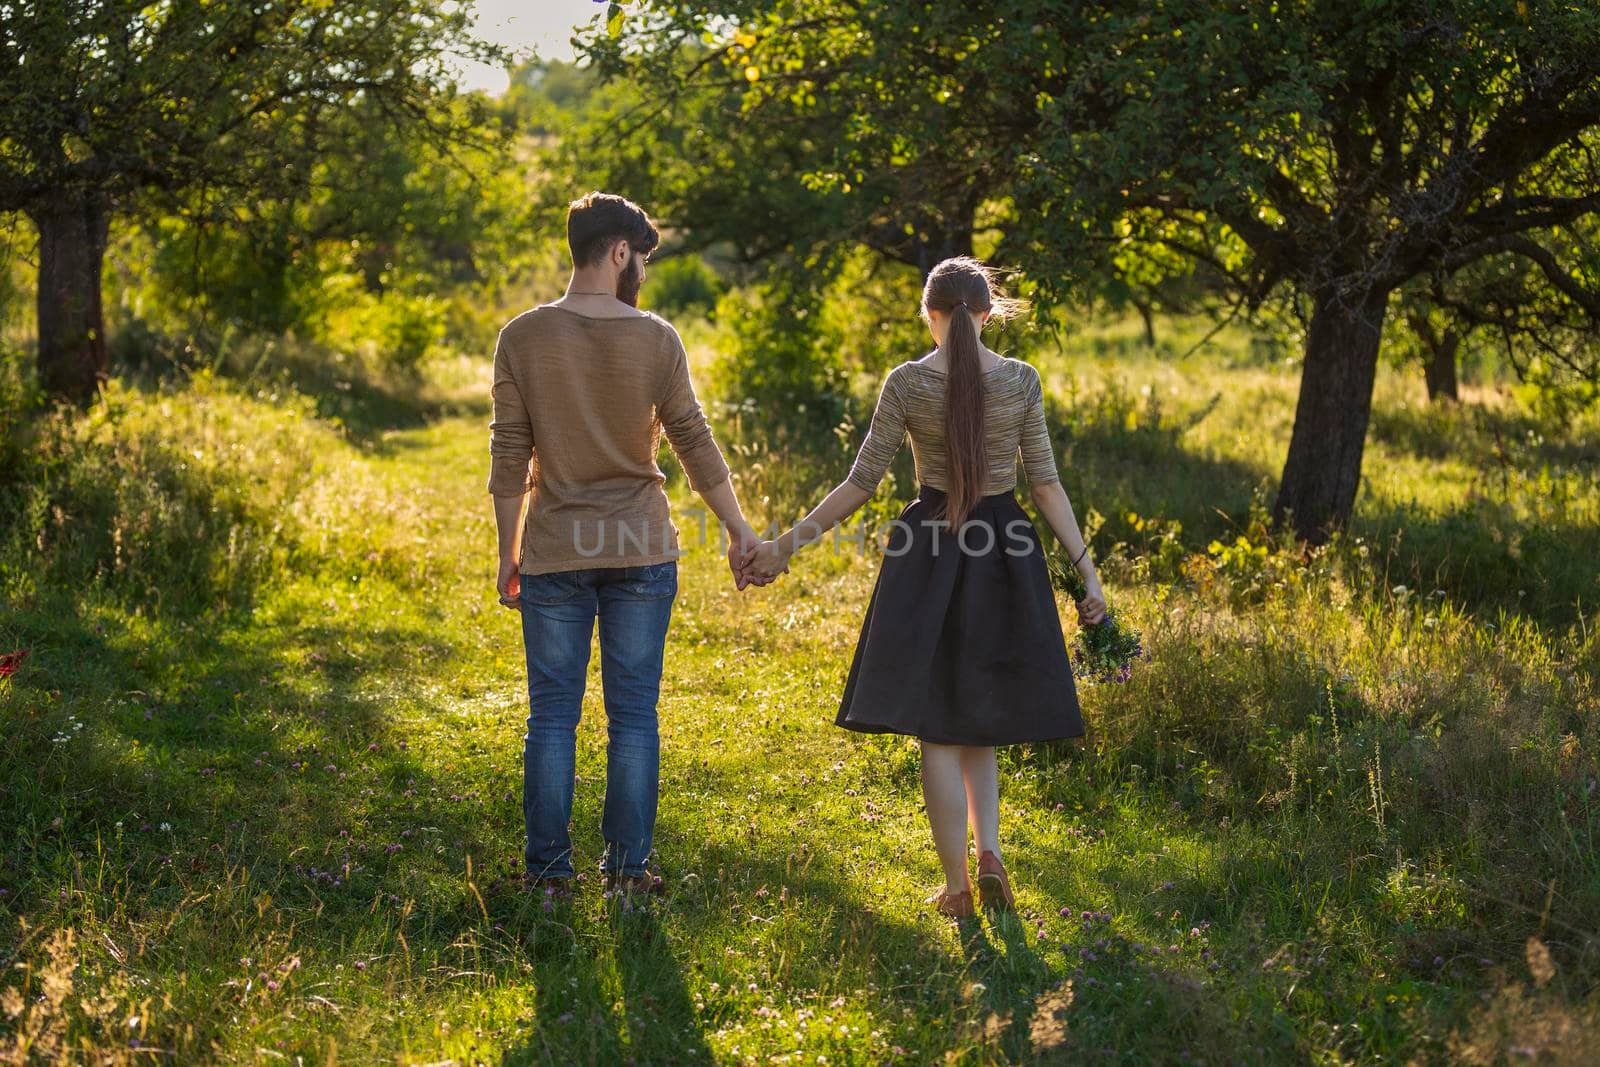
[2, 329, 1597, 1062]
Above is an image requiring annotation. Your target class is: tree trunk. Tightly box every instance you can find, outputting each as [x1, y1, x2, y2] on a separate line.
[31, 188, 111, 404]
[1423, 330, 1459, 402]
[1133, 297, 1156, 348]
[908, 229, 973, 274]
[1272, 286, 1390, 544]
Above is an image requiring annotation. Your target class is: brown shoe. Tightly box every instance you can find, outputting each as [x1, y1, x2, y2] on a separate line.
[926, 885, 975, 919]
[976, 851, 1015, 911]
[603, 871, 666, 898]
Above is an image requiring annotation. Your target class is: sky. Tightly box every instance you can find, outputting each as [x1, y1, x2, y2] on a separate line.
[451, 0, 603, 95]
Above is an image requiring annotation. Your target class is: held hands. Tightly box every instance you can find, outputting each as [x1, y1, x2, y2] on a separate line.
[498, 528, 781, 601]
[727, 524, 768, 591]
[727, 522, 788, 590]
[743, 538, 792, 586]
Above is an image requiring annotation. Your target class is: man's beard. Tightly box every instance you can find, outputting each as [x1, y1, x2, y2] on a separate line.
[616, 257, 643, 307]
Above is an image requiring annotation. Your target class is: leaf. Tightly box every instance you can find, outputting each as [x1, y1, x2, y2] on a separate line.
[607, 3, 625, 40]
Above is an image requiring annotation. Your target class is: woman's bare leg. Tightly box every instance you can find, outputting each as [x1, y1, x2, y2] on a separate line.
[920, 741, 972, 893]
[959, 745, 1001, 858]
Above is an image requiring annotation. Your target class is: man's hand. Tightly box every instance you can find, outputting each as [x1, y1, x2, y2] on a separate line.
[492, 494, 528, 609]
[497, 557, 522, 610]
[727, 524, 763, 590]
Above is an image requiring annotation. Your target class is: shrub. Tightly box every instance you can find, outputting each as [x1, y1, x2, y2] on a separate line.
[702, 282, 861, 522]
[0, 369, 413, 618]
[0, 343, 39, 478]
[643, 253, 725, 320]
[316, 278, 447, 376]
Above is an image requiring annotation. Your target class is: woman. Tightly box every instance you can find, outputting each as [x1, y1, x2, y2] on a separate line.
[747, 256, 1107, 919]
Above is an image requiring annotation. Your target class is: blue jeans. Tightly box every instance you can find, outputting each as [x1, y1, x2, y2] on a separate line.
[519, 560, 677, 879]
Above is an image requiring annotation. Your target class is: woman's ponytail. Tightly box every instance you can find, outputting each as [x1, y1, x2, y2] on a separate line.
[942, 301, 986, 530]
[923, 256, 1027, 531]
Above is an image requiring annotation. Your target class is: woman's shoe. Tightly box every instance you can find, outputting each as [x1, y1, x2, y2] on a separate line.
[976, 851, 1015, 911]
[926, 885, 975, 919]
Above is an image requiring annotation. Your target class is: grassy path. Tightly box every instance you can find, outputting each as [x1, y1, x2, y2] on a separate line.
[3, 363, 1597, 1064]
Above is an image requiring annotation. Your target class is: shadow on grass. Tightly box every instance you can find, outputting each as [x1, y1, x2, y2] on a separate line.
[1351, 495, 1600, 631]
[1047, 410, 1597, 632]
[501, 907, 619, 1065]
[492, 782, 1081, 1063]
[497, 759, 1086, 1062]
[973, 912, 1070, 1060]
[1010, 612, 1599, 1051]
[0, 580, 514, 970]
[1368, 399, 1600, 472]
[500, 907, 714, 1066]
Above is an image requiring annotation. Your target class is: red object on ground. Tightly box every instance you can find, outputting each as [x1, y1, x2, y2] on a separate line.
[0, 649, 29, 677]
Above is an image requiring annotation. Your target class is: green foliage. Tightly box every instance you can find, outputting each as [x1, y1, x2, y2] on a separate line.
[707, 280, 851, 437]
[702, 280, 865, 523]
[1054, 372, 1222, 471]
[1360, 394, 1600, 626]
[502, 60, 603, 134]
[0, 214, 29, 326]
[641, 253, 726, 320]
[319, 282, 449, 376]
[0, 364, 438, 624]
[97, 90, 533, 378]
[132, 210, 324, 336]
[0, 2, 505, 213]
[575, 2, 1021, 275]
[1, 1, 509, 399]
[579, 0, 1598, 320]
[0, 373, 320, 612]
[1107, 509, 1189, 588]
[1516, 359, 1600, 425]
[816, 248, 937, 378]
[0, 343, 39, 475]
[1197, 486, 1304, 608]
[574, 0, 1600, 540]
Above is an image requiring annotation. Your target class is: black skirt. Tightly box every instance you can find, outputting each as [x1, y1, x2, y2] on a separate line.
[835, 485, 1086, 746]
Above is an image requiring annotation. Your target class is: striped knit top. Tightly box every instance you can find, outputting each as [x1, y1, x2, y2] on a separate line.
[846, 357, 1060, 496]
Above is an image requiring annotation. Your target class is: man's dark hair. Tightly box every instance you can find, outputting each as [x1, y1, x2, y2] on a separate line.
[567, 191, 659, 268]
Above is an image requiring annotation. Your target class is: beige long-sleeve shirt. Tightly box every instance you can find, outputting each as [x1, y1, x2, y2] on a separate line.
[846, 358, 1060, 495]
[487, 305, 731, 576]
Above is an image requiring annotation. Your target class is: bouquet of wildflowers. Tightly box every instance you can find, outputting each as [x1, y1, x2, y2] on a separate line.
[1046, 549, 1146, 683]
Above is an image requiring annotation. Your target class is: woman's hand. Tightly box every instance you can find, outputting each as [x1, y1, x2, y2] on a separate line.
[746, 539, 792, 584]
[1076, 576, 1107, 625]
[497, 556, 522, 610]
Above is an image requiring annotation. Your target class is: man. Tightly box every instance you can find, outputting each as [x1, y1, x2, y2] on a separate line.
[488, 191, 762, 897]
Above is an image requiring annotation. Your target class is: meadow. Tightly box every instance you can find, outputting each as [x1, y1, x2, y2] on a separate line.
[1, 320, 1598, 1064]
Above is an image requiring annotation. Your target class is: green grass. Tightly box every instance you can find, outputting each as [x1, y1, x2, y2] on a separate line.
[1, 330, 1598, 1064]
